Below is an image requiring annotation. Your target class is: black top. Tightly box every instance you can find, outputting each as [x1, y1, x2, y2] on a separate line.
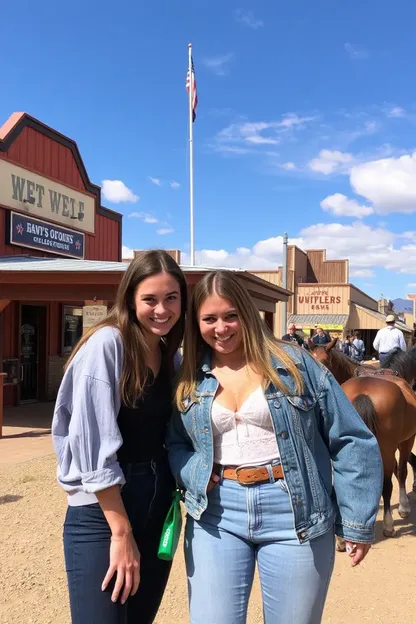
[117, 358, 173, 463]
[312, 333, 331, 345]
[282, 333, 304, 347]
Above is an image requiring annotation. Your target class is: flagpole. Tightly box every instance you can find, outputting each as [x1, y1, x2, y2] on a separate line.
[188, 43, 195, 266]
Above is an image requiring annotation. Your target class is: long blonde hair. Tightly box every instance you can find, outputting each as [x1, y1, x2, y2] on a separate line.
[66, 250, 187, 406]
[175, 270, 303, 411]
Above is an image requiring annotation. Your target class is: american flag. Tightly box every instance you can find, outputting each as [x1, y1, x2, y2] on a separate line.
[186, 57, 198, 122]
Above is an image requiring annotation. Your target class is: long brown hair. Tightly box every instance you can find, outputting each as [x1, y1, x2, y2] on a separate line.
[66, 250, 187, 406]
[175, 270, 303, 410]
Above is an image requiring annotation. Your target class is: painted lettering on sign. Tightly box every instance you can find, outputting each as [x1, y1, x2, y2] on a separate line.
[11, 174, 85, 222]
[0, 159, 95, 233]
[297, 290, 342, 311]
[8, 212, 85, 259]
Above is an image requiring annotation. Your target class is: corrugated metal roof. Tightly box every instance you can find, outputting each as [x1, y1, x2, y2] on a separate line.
[0, 256, 243, 274]
[0, 256, 129, 272]
[289, 314, 349, 326]
[354, 304, 413, 333]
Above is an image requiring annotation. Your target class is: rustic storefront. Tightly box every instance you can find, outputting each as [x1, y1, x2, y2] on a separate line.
[252, 246, 413, 350]
[0, 111, 123, 416]
[0, 254, 290, 436]
[0, 110, 291, 433]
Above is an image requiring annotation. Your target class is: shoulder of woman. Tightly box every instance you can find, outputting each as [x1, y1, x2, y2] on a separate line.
[81, 326, 124, 374]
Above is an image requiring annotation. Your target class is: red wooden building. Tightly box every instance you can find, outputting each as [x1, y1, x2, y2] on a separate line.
[0, 112, 122, 408]
[0, 113, 291, 432]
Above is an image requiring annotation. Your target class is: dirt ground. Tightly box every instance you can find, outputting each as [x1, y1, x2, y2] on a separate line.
[0, 453, 415, 624]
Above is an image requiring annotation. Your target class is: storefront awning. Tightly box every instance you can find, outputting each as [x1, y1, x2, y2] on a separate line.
[288, 314, 349, 331]
[353, 304, 413, 334]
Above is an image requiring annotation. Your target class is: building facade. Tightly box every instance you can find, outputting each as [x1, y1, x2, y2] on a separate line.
[0, 110, 290, 423]
[0, 112, 122, 409]
[252, 246, 413, 353]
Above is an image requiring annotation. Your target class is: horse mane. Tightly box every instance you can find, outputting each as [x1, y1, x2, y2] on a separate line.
[327, 347, 359, 378]
[381, 346, 416, 384]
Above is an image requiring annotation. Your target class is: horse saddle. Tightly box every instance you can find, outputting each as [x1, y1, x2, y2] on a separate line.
[353, 366, 399, 379]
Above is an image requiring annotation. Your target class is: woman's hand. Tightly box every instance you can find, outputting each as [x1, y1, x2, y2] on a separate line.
[102, 532, 141, 604]
[207, 471, 220, 492]
[344, 540, 371, 567]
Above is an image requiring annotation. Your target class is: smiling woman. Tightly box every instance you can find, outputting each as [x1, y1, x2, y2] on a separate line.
[168, 269, 383, 624]
[51, 250, 188, 624]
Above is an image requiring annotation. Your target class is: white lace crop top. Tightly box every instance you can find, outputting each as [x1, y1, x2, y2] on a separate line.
[211, 386, 280, 466]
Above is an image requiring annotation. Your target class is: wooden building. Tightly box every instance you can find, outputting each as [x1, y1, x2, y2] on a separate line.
[0, 112, 122, 411]
[252, 246, 413, 353]
[0, 112, 291, 427]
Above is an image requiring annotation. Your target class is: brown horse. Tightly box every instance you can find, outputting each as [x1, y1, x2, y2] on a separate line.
[308, 339, 416, 540]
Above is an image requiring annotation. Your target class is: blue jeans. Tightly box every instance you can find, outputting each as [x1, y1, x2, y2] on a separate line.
[63, 455, 175, 624]
[185, 471, 335, 623]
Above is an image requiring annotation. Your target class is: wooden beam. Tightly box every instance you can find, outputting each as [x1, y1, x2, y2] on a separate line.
[0, 284, 118, 301]
[0, 300, 10, 313]
[0, 271, 124, 285]
[0, 373, 6, 438]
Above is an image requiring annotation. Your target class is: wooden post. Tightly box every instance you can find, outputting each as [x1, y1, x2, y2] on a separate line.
[0, 373, 6, 438]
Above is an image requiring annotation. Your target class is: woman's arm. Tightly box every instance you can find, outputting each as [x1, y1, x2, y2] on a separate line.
[166, 408, 197, 490]
[317, 369, 383, 544]
[96, 486, 140, 603]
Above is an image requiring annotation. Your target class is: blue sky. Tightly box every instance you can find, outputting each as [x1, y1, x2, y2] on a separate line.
[2, 1, 416, 300]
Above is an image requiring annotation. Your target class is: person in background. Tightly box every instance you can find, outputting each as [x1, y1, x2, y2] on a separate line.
[168, 270, 383, 624]
[312, 326, 332, 345]
[373, 314, 407, 364]
[351, 331, 365, 363]
[282, 323, 304, 347]
[52, 250, 187, 624]
[343, 335, 352, 357]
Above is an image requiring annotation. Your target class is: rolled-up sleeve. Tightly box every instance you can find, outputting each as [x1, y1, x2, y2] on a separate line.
[55, 375, 125, 494]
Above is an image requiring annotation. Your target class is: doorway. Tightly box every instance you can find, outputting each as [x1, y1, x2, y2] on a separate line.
[20, 305, 47, 403]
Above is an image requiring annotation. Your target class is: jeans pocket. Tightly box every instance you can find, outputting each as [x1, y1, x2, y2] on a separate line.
[279, 479, 289, 494]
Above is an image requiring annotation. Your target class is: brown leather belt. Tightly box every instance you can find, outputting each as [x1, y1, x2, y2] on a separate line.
[221, 464, 284, 485]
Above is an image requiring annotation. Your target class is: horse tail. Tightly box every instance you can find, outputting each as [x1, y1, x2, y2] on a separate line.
[352, 394, 378, 436]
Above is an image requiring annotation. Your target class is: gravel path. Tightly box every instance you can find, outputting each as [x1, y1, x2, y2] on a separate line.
[1, 453, 415, 623]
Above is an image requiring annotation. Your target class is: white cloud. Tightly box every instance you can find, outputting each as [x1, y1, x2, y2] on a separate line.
[350, 268, 376, 278]
[202, 53, 234, 76]
[170, 181, 180, 189]
[122, 245, 134, 259]
[128, 212, 158, 224]
[281, 162, 297, 170]
[101, 180, 139, 203]
[320, 193, 374, 218]
[180, 222, 416, 277]
[214, 114, 316, 154]
[148, 176, 162, 186]
[350, 152, 416, 213]
[308, 150, 354, 175]
[156, 227, 174, 235]
[407, 283, 416, 290]
[344, 43, 369, 60]
[234, 9, 263, 29]
[387, 106, 406, 118]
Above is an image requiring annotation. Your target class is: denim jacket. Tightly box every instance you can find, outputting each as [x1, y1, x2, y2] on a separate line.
[167, 345, 383, 544]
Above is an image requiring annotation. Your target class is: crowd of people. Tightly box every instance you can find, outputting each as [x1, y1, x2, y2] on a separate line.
[52, 250, 401, 624]
[282, 316, 407, 364]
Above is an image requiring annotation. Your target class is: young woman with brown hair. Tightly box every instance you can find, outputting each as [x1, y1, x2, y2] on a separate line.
[52, 250, 187, 624]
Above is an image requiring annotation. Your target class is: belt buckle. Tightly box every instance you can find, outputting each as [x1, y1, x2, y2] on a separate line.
[235, 465, 257, 486]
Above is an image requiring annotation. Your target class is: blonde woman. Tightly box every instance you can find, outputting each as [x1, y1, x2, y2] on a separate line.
[168, 270, 382, 624]
[52, 250, 187, 624]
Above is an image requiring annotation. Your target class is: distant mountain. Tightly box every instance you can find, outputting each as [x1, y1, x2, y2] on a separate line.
[392, 297, 414, 313]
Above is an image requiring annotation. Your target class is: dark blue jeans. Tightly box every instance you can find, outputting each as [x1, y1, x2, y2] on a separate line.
[63, 455, 175, 624]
